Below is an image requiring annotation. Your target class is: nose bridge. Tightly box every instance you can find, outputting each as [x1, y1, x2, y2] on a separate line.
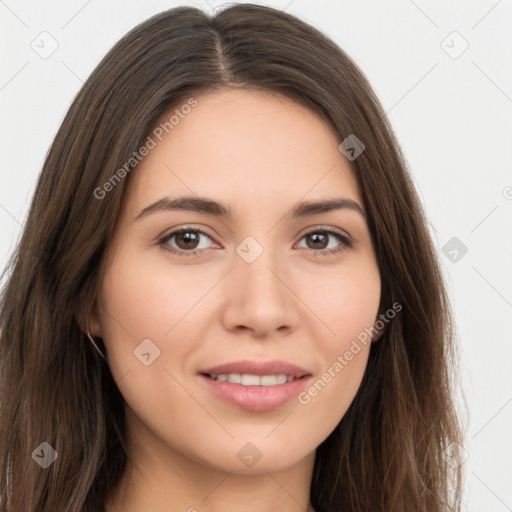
[235, 233, 285, 297]
[222, 231, 298, 335]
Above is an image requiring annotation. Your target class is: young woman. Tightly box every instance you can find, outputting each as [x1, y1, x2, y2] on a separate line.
[0, 4, 463, 511]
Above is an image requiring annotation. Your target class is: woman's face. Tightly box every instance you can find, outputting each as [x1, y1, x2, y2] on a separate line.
[91, 88, 381, 475]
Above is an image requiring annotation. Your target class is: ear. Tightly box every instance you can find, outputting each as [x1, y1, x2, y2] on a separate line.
[371, 328, 385, 342]
[88, 300, 103, 338]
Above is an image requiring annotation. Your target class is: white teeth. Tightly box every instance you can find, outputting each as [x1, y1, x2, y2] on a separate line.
[210, 373, 296, 386]
[241, 374, 260, 386]
[276, 374, 287, 384]
[260, 375, 278, 386]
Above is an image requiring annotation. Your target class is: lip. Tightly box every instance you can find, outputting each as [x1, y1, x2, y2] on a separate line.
[198, 359, 313, 412]
[200, 359, 311, 378]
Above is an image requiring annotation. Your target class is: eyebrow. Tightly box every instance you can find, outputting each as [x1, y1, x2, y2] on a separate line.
[135, 195, 366, 220]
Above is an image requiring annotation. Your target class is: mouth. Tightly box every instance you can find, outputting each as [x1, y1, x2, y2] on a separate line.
[198, 360, 312, 412]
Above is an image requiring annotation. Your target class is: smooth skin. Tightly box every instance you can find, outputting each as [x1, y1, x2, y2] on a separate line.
[92, 88, 381, 512]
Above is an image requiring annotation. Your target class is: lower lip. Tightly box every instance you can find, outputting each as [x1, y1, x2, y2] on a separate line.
[199, 375, 311, 412]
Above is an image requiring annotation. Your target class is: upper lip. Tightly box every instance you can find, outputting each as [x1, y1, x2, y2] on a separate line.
[200, 359, 312, 378]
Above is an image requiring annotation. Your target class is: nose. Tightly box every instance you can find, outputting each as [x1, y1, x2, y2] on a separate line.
[221, 241, 299, 338]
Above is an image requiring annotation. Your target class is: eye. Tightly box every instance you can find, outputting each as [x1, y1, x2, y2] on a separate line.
[158, 225, 353, 258]
[295, 227, 353, 256]
[158, 227, 217, 257]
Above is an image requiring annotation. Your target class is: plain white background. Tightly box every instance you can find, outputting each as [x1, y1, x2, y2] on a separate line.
[1, 1, 511, 510]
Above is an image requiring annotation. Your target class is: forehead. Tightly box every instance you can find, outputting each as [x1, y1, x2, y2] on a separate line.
[125, 88, 363, 214]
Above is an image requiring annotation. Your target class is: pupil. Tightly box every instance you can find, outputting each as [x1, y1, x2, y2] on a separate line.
[309, 233, 327, 249]
[178, 231, 198, 249]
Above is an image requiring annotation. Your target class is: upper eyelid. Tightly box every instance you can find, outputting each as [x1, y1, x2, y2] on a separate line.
[296, 224, 351, 240]
[160, 226, 216, 243]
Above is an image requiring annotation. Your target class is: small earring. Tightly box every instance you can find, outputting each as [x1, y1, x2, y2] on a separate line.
[86, 329, 107, 360]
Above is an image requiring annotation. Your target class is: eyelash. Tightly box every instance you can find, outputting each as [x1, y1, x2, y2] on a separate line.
[158, 226, 353, 259]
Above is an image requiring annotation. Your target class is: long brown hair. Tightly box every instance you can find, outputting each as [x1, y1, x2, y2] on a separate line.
[0, 4, 463, 511]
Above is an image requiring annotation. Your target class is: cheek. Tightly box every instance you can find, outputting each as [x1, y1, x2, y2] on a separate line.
[300, 257, 381, 344]
[98, 253, 200, 386]
[292, 259, 380, 426]
[100, 251, 198, 339]
[98, 256, 204, 443]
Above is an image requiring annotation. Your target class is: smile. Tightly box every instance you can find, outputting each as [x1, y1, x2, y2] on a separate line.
[198, 360, 313, 412]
